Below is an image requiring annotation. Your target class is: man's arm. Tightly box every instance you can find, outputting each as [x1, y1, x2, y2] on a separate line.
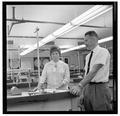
[70, 64, 103, 95]
[80, 64, 103, 87]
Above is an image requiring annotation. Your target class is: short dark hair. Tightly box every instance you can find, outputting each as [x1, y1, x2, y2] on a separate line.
[50, 45, 61, 56]
[85, 31, 98, 38]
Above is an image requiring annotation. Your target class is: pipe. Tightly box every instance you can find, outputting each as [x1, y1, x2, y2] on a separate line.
[12, 7, 15, 19]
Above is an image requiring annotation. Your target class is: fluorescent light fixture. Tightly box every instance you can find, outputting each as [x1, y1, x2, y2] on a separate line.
[61, 36, 113, 54]
[53, 5, 112, 37]
[61, 45, 85, 53]
[20, 34, 55, 56]
[53, 23, 73, 38]
[58, 6, 112, 37]
[20, 5, 112, 56]
[98, 36, 113, 43]
[59, 45, 75, 49]
[71, 5, 112, 25]
[20, 46, 36, 56]
[79, 7, 112, 25]
[40, 34, 56, 44]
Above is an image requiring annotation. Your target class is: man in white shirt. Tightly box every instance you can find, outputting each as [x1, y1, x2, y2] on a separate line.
[70, 31, 112, 111]
[35, 46, 70, 90]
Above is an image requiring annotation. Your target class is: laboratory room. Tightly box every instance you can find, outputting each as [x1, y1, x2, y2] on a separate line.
[6, 3, 116, 112]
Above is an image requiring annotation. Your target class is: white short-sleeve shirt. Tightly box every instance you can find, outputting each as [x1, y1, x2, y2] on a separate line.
[84, 45, 110, 82]
[39, 60, 70, 89]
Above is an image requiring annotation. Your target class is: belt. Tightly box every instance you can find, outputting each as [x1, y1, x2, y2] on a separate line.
[89, 82, 107, 84]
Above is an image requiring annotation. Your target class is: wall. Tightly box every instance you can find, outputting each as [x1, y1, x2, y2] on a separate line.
[20, 50, 85, 70]
[79, 52, 85, 69]
[9, 40, 112, 71]
[62, 50, 85, 69]
[21, 46, 85, 70]
[7, 47, 20, 70]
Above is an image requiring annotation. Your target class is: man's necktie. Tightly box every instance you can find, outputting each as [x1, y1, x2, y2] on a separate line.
[86, 51, 93, 74]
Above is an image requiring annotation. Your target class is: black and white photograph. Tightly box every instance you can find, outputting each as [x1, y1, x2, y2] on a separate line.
[3, 1, 117, 114]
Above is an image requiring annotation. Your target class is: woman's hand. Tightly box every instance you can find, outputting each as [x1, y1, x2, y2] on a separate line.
[32, 83, 44, 92]
[56, 83, 66, 90]
[33, 87, 38, 92]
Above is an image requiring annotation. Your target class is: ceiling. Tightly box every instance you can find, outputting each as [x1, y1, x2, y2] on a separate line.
[6, 5, 113, 57]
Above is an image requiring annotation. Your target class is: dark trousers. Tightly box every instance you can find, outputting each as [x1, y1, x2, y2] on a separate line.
[83, 83, 112, 111]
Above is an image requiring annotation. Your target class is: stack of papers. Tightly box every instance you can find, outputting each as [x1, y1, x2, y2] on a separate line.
[44, 89, 69, 93]
[28, 89, 69, 96]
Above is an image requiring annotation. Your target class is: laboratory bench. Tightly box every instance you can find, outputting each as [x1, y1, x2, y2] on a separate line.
[7, 89, 79, 111]
[6, 74, 116, 111]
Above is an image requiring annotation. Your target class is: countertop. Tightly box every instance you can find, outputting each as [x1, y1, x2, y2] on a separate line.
[7, 89, 77, 107]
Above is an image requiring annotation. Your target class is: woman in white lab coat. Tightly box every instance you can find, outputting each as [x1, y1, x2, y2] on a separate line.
[34, 46, 70, 90]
